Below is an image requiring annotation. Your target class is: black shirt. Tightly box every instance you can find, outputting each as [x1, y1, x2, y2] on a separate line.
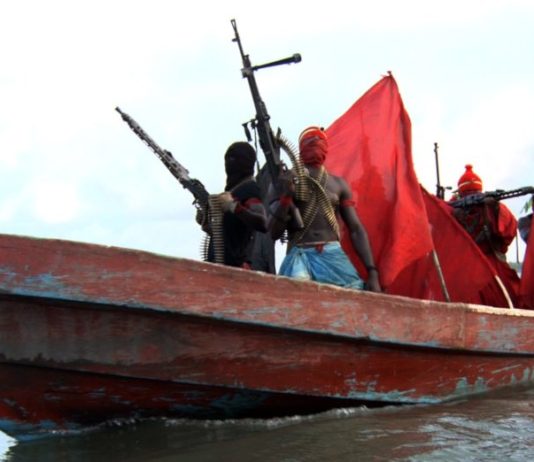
[208, 179, 262, 267]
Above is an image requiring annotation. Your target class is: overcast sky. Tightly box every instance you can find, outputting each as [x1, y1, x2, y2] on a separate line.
[1, 0, 533, 265]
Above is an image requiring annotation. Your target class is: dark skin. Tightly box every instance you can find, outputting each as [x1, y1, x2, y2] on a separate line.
[269, 166, 381, 292]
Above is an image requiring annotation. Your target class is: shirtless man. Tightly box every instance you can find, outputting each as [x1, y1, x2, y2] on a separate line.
[268, 126, 381, 291]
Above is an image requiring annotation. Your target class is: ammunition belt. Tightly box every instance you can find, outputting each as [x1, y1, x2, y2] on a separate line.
[291, 167, 339, 245]
[200, 196, 225, 264]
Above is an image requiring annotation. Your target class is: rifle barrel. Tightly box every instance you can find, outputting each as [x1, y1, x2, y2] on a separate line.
[251, 54, 302, 71]
[449, 186, 534, 208]
[115, 107, 210, 206]
[230, 19, 304, 229]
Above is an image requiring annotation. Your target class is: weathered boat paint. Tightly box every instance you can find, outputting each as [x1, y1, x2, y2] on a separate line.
[0, 363, 370, 441]
[1, 233, 534, 440]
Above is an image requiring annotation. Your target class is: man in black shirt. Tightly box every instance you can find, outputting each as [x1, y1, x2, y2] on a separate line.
[203, 142, 267, 268]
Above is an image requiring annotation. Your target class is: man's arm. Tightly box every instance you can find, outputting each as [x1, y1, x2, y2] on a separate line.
[338, 179, 381, 292]
[266, 171, 296, 241]
[219, 192, 268, 233]
[495, 201, 518, 249]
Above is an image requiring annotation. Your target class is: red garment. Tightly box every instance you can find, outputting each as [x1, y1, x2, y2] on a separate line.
[496, 203, 518, 249]
[451, 201, 517, 256]
[520, 217, 534, 309]
[385, 190, 512, 305]
[450, 200, 519, 306]
[324, 74, 434, 289]
[421, 190, 512, 306]
[487, 253, 521, 307]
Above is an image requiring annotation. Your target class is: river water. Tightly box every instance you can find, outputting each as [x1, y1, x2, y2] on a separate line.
[2, 385, 534, 461]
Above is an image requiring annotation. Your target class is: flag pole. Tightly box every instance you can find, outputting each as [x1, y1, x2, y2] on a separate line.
[434, 142, 445, 200]
[431, 249, 451, 302]
[494, 275, 515, 309]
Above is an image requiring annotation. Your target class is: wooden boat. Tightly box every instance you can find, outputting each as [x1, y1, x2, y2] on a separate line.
[1, 232, 534, 440]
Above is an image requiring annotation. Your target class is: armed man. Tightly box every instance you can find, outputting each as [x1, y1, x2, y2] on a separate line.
[116, 108, 267, 270]
[449, 164, 520, 305]
[198, 142, 268, 269]
[268, 126, 381, 292]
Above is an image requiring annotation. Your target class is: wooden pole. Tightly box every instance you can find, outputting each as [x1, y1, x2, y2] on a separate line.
[431, 250, 451, 302]
[494, 275, 515, 309]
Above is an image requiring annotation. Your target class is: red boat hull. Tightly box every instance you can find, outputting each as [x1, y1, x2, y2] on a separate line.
[1, 233, 534, 439]
[0, 362, 380, 440]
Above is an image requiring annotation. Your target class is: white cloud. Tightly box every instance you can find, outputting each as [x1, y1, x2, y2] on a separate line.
[0, 197, 20, 222]
[30, 181, 81, 224]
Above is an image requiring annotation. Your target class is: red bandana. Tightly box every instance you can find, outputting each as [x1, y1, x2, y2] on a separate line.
[299, 126, 328, 167]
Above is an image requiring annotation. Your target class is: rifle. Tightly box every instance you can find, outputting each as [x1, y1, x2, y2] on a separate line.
[449, 186, 534, 208]
[231, 19, 303, 228]
[433, 142, 452, 200]
[115, 107, 210, 214]
[434, 142, 444, 199]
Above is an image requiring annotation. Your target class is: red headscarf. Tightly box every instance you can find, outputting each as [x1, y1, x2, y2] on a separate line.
[299, 126, 328, 167]
[457, 164, 483, 196]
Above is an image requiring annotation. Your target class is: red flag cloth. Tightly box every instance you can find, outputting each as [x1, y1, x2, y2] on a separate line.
[487, 203, 521, 307]
[417, 189, 511, 307]
[450, 200, 520, 307]
[325, 74, 434, 289]
[384, 252, 444, 300]
[520, 217, 534, 309]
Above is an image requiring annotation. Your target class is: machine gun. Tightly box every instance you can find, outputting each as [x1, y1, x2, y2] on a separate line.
[449, 186, 534, 208]
[115, 107, 210, 214]
[231, 19, 303, 228]
[116, 107, 225, 263]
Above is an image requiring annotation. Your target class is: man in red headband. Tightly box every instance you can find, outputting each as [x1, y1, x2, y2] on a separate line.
[450, 164, 520, 305]
[268, 126, 381, 292]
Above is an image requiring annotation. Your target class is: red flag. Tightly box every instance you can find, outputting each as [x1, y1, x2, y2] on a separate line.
[520, 217, 534, 309]
[419, 189, 511, 307]
[325, 74, 433, 289]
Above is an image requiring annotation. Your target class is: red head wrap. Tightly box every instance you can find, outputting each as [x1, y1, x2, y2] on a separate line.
[298, 126, 328, 167]
[457, 164, 483, 196]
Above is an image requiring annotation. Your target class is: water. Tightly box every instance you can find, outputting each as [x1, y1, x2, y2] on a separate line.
[2, 386, 534, 461]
